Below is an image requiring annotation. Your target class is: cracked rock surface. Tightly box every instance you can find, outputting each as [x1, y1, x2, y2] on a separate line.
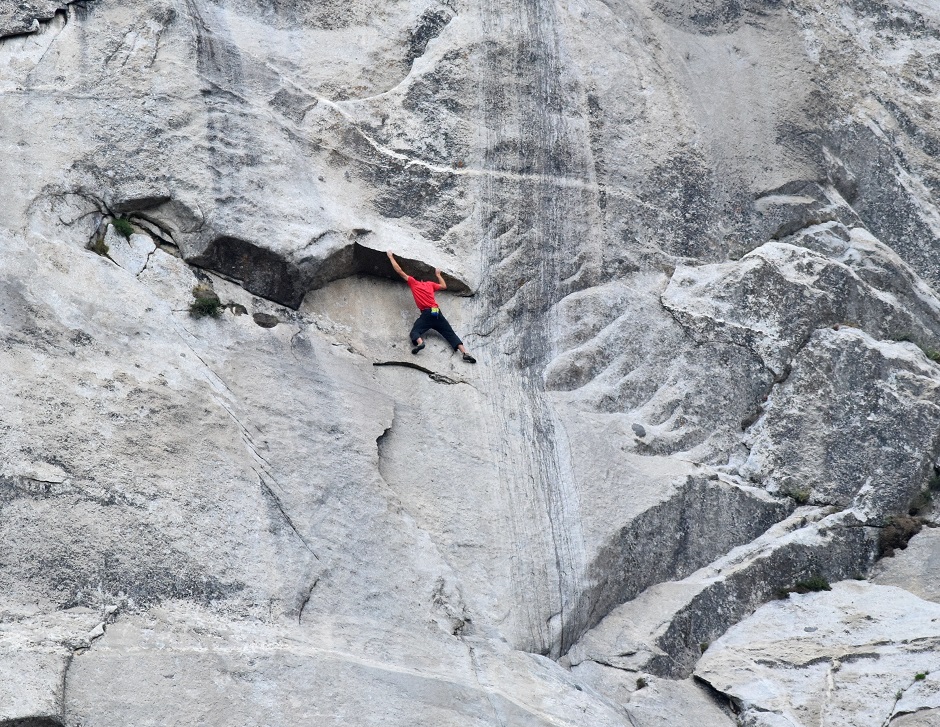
[2, 0, 940, 724]
[696, 581, 940, 727]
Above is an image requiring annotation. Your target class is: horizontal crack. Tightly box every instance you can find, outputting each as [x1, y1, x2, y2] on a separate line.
[373, 360, 465, 384]
[584, 656, 641, 674]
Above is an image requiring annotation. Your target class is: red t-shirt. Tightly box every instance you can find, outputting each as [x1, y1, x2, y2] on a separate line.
[406, 276, 442, 310]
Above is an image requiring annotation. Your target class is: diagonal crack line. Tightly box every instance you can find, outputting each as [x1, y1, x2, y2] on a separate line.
[188, 355, 279, 476]
[20, 7, 69, 67]
[172, 331, 319, 559]
[297, 576, 320, 625]
[582, 655, 642, 675]
[256, 469, 319, 560]
[880, 665, 940, 727]
[136, 245, 159, 277]
[183, 348, 280, 473]
[466, 643, 508, 727]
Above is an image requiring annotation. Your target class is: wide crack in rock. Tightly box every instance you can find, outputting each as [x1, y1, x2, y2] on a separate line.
[188, 236, 472, 309]
[373, 361, 465, 385]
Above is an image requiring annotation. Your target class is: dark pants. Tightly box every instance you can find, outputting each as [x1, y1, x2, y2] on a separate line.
[410, 309, 462, 350]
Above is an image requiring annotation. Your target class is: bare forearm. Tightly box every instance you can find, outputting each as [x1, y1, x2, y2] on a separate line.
[386, 251, 409, 280]
[435, 268, 447, 289]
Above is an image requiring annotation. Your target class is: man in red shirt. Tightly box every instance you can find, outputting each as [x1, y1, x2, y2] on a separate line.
[386, 251, 476, 363]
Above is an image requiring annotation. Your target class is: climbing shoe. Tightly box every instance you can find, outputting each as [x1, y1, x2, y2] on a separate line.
[462, 353, 477, 364]
[411, 342, 425, 355]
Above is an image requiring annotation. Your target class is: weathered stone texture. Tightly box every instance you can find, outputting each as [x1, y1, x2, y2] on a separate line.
[2, 0, 940, 723]
[696, 582, 940, 727]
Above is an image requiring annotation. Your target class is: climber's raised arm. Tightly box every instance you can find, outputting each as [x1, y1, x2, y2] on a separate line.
[386, 250, 410, 281]
[434, 268, 447, 290]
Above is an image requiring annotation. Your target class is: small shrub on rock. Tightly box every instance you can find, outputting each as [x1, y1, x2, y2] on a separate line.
[778, 575, 831, 598]
[915, 672, 928, 681]
[794, 576, 831, 593]
[189, 284, 222, 318]
[191, 297, 222, 317]
[112, 217, 135, 238]
[791, 487, 811, 505]
[781, 483, 811, 504]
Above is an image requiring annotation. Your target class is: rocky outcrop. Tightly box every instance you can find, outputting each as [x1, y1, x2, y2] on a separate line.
[0, 0, 79, 38]
[741, 327, 940, 517]
[2, 0, 940, 723]
[873, 527, 940, 604]
[567, 508, 878, 679]
[696, 581, 940, 727]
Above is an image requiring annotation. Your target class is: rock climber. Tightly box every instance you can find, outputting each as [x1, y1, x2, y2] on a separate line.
[386, 250, 476, 364]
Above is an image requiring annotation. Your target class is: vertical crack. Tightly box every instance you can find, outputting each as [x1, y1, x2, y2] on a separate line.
[465, 643, 508, 727]
[297, 577, 319, 625]
[59, 650, 73, 722]
[136, 244, 159, 277]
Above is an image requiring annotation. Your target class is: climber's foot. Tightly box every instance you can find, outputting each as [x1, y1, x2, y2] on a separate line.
[462, 353, 476, 364]
[412, 342, 425, 355]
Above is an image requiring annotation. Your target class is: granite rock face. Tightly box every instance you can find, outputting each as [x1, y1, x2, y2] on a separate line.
[696, 582, 940, 727]
[2, 0, 940, 724]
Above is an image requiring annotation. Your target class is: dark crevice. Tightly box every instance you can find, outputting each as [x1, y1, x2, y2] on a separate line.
[111, 195, 171, 213]
[877, 515, 925, 557]
[188, 236, 472, 309]
[583, 657, 638, 674]
[375, 408, 397, 497]
[376, 425, 392, 452]
[297, 577, 319, 625]
[59, 650, 72, 719]
[188, 235, 308, 308]
[645, 520, 879, 678]
[136, 245, 159, 277]
[405, 6, 454, 67]
[691, 675, 742, 718]
[373, 361, 464, 385]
